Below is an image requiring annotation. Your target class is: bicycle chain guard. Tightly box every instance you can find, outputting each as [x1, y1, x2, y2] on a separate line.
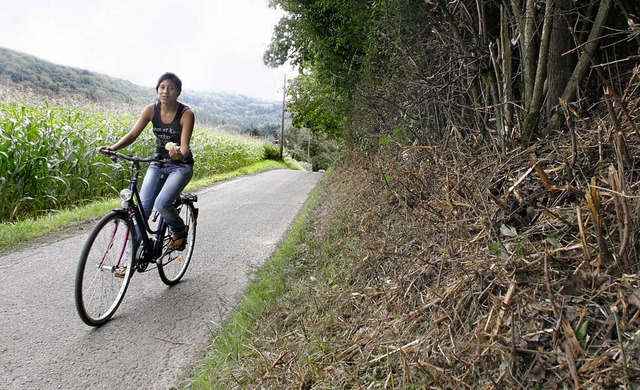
[135, 245, 150, 272]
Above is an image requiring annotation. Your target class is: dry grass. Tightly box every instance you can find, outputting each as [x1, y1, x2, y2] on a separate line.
[190, 72, 640, 389]
[192, 131, 640, 388]
[317, 141, 640, 389]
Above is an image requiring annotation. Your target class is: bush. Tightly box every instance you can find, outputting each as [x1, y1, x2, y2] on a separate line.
[263, 142, 281, 160]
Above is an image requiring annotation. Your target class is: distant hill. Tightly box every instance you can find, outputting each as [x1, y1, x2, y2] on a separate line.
[0, 47, 284, 134]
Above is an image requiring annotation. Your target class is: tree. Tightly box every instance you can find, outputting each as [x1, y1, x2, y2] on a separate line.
[266, 0, 640, 150]
[265, 0, 376, 140]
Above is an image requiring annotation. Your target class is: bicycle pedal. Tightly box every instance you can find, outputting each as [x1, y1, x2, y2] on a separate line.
[114, 268, 127, 278]
[135, 260, 150, 272]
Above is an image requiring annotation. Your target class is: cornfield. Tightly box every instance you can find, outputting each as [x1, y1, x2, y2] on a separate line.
[0, 101, 273, 223]
[193, 129, 269, 177]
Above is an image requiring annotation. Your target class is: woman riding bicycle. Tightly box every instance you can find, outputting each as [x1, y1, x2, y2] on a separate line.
[97, 72, 194, 250]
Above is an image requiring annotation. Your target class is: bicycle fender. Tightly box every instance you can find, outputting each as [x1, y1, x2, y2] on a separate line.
[110, 209, 130, 219]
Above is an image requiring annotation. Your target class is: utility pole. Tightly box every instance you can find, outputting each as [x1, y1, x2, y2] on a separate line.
[307, 131, 311, 166]
[280, 75, 286, 160]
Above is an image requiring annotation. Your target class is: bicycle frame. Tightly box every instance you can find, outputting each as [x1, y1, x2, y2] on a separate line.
[96, 219, 129, 272]
[124, 160, 165, 263]
[107, 151, 182, 266]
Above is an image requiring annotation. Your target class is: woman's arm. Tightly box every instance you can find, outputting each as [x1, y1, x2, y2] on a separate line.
[169, 108, 195, 160]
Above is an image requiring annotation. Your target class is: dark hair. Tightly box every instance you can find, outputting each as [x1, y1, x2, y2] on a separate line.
[156, 72, 182, 93]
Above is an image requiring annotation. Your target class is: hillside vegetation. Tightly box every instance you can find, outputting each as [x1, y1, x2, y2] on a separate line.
[0, 47, 284, 133]
[187, 0, 640, 388]
[0, 47, 154, 109]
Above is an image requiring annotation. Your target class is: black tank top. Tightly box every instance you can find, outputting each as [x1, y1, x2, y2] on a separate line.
[152, 101, 194, 164]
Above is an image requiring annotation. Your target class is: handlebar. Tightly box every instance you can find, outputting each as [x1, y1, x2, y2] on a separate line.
[100, 150, 188, 166]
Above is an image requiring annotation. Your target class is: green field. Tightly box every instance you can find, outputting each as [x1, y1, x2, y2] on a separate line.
[0, 101, 283, 223]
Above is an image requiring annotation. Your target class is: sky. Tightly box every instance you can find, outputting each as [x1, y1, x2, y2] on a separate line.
[0, 0, 295, 101]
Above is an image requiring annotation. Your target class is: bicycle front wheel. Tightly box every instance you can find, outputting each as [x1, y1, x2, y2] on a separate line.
[158, 202, 197, 286]
[75, 211, 134, 326]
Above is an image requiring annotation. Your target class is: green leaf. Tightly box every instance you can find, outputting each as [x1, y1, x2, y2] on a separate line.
[500, 224, 518, 237]
[577, 320, 589, 340]
[546, 236, 561, 248]
[489, 243, 502, 257]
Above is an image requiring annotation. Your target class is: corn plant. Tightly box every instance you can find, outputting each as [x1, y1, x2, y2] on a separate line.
[0, 101, 276, 223]
[192, 129, 267, 178]
[1, 102, 124, 221]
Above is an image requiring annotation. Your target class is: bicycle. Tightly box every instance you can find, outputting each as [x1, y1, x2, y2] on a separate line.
[74, 150, 198, 326]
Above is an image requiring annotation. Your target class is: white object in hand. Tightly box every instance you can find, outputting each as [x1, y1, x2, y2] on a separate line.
[165, 142, 177, 151]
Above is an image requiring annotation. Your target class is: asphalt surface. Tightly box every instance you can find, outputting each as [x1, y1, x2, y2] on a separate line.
[0, 169, 323, 389]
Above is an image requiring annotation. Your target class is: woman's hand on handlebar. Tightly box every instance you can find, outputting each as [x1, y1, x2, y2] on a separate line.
[96, 146, 114, 155]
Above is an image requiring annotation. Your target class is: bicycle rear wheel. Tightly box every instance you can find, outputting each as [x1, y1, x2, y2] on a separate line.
[158, 201, 197, 286]
[75, 211, 134, 326]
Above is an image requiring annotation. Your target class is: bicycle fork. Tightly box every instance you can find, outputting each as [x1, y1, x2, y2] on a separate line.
[97, 219, 129, 275]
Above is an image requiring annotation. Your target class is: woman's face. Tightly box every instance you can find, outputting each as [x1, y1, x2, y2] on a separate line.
[157, 79, 180, 103]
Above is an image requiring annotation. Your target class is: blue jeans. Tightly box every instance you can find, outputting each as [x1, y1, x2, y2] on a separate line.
[139, 163, 193, 235]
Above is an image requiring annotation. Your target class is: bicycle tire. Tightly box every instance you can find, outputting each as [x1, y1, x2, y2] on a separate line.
[75, 211, 134, 326]
[157, 201, 196, 286]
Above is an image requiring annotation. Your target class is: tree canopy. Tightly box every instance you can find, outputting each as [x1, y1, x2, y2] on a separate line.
[266, 0, 640, 148]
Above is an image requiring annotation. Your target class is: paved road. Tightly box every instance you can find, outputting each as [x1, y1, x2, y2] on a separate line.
[0, 169, 322, 389]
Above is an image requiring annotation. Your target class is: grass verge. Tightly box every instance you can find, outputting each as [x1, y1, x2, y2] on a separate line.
[0, 159, 301, 255]
[181, 170, 324, 389]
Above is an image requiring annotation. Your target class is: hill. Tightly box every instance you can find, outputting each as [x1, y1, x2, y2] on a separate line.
[0, 47, 284, 134]
[0, 47, 155, 107]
